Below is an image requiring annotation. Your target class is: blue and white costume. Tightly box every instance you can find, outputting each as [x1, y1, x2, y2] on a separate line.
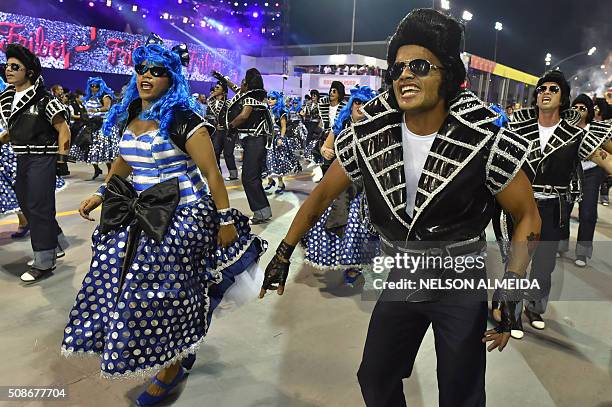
[266, 92, 302, 177]
[70, 78, 119, 164]
[61, 107, 267, 378]
[61, 38, 267, 379]
[301, 86, 380, 270]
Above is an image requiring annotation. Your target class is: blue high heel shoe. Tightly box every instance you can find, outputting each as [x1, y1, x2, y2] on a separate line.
[11, 225, 30, 239]
[136, 366, 186, 406]
[343, 269, 362, 287]
[181, 353, 196, 371]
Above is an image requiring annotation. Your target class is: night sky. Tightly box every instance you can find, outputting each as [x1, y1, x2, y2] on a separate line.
[288, 0, 612, 78]
[2, 1, 610, 93]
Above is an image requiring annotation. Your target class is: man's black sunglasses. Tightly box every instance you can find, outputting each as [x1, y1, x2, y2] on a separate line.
[3, 63, 24, 72]
[536, 85, 560, 94]
[388, 59, 444, 81]
[572, 105, 587, 112]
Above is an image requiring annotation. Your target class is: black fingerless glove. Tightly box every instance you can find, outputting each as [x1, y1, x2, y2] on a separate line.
[212, 70, 225, 83]
[261, 241, 295, 291]
[492, 271, 523, 333]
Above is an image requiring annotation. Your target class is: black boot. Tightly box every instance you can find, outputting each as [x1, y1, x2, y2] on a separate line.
[90, 165, 102, 181]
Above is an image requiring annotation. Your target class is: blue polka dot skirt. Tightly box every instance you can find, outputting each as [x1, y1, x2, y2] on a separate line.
[266, 134, 302, 177]
[0, 144, 66, 215]
[61, 198, 267, 378]
[303, 138, 323, 164]
[70, 125, 120, 164]
[301, 192, 380, 270]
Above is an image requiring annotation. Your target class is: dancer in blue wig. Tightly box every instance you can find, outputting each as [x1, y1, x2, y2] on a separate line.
[69, 76, 118, 180]
[61, 34, 267, 406]
[70, 76, 119, 181]
[264, 90, 302, 194]
[301, 86, 380, 285]
[288, 96, 308, 150]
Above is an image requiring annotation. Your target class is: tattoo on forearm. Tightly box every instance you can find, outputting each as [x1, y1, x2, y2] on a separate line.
[527, 232, 541, 257]
[598, 149, 607, 160]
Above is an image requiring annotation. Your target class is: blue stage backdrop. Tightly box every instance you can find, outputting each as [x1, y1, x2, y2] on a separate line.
[0, 11, 241, 86]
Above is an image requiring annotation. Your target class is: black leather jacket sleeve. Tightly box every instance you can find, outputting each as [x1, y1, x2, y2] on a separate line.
[485, 128, 531, 195]
[334, 127, 361, 182]
[168, 108, 215, 153]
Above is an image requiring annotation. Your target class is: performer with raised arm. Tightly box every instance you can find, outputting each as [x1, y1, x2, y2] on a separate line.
[259, 10, 541, 406]
[214, 69, 274, 224]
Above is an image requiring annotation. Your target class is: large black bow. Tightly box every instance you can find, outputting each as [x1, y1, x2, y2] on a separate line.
[100, 175, 180, 242]
[100, 175, 180, 297]
[171, 43, 190, 67]
[145, 33, 190, 66]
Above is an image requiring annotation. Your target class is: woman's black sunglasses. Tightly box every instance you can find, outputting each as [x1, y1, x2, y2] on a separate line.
[134, 63, 170, 77]
[388, 59, 444, 81]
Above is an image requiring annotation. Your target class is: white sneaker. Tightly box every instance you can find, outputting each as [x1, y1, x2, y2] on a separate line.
[510, 330, 524, 340]
[20, 265, 56, 282]
[574, 258, 587, 267]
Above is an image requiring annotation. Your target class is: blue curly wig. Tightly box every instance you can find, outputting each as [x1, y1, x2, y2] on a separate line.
[267, 90, 287, 119]
[289, 97, 302, 112]
[103, 44, 201, 138]
[83, 76, 115, 102]
[489, 104, 509, 128]
[332, 86, 377, 136]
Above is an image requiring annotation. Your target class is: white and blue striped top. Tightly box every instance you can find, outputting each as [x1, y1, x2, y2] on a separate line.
[119, 129, 207, 206]
[84, 97, 107, 118]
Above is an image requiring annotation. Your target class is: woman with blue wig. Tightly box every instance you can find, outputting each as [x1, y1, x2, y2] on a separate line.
[288, 96, 308, 150]
[69, 76, 118, 180]
[264, 90, 302, 194]
[301, 86, 380, 285]
[61, 34, 267, 406]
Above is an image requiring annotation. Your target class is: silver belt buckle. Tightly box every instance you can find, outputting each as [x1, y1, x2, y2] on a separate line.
[427, 247, 443, 257]
[542, 184, 553, 194]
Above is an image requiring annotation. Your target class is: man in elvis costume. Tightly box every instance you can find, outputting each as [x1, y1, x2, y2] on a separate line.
[316, 81, 347, 175]
[217, 68, 274, 224]
[260, 9, 542, 407]
[497, 70, 612, 338]
[0, 44, 71, 282]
